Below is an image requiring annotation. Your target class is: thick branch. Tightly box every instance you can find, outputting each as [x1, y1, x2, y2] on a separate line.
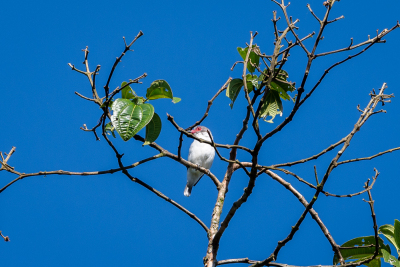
[205, 93, 254, 266]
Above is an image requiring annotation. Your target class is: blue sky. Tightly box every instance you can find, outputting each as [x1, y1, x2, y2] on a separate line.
[1, 0, 399, 266]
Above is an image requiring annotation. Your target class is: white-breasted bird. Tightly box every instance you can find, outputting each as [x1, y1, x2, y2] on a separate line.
[184, 126, 215, 197]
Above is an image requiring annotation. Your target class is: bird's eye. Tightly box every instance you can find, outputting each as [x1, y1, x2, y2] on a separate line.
[197, 127, 201, 131]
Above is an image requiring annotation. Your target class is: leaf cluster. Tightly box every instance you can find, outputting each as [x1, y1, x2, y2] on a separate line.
[106, 80, 180, 144]
[334, 220, 400, 267]
[226, 46, 295, 123]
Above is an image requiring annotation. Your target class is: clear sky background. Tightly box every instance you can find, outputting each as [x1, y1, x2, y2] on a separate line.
[1, 0, 399, 266]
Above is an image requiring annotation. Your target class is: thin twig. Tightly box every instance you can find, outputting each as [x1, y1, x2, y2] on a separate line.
[272, 138, 345, 168]
[104, 31, 144, 98]
[0, 231, 9, 242]
[307, 4, 321, 23]
[315, 28, 393, 57]
[337, 147, 400, 166]
[0, 154, 165, 194]
[186, 77, 232, 130]
[74, 91, 97, 102]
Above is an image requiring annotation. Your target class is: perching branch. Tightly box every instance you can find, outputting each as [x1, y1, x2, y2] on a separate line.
[167, 114, 253, 154]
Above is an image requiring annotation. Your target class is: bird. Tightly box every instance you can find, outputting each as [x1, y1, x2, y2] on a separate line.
[184, 126, 215, 197]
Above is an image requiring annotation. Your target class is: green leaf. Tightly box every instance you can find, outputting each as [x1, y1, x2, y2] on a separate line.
[259, 90, 282, 123]
[382, 249, 400, 267]
[237, 46, 260, 73]
[172, 97, 181, 104]
[144, 113, 162, 146]
[274, 69, 289, 81]
[105, 122, 116, 138]
[121, 81, 136, 99]
[269, 69, 295, 101]
[246, 74, 258, 92]
[270, 81, 291, 100]
[226, 78, 243, 109]
[258, 69, 267, 83]
[333, 236, 390, 266]
[379, 224, 399, 254]
[146, 80, 173, 100]
[132, 97, 146, 105]
[395, 220, 400, 256]
[366, 258, 382, 267]
[111, 98, 154, 141]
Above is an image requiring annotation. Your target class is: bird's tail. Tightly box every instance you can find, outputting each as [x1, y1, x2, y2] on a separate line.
[184, 184, 192, 197]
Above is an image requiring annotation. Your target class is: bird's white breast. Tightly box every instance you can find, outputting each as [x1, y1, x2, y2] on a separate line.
[188, 132, 215, 169]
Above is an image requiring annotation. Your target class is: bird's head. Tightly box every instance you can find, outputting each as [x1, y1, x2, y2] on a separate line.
[191, 126, 212, 139]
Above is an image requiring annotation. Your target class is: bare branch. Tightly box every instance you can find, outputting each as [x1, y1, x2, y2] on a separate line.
[272, 138, 345, 168]
[0, 153, 165, 194]
[307, 4, 321, 24]
[74, 91, 97, 103]
[0, 231, 9, 242]
[217, 257, 258, 265]
[323, 172, 378, 198]
[80, 114, 105, 141]
[252, 84, 390, 266]
[327, 15, 344, 24]
[337, 146, 400, 166]
[269, 166, 316, 189]
[212, 165, 257, 247]
[230, 61, 244, 71]
[362, 175, 380, 262]
[264, 170, 343, 265]
[205, 90, 255, 266]
[186, 77, 232, 131]
[315, 28, 395, 57]
[314, 165, 319, 185]
[104, 31, 144, 98]
[177, 132, 184, 160]
[278, 32, 315, 56]
[273, 1, 310, 55]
